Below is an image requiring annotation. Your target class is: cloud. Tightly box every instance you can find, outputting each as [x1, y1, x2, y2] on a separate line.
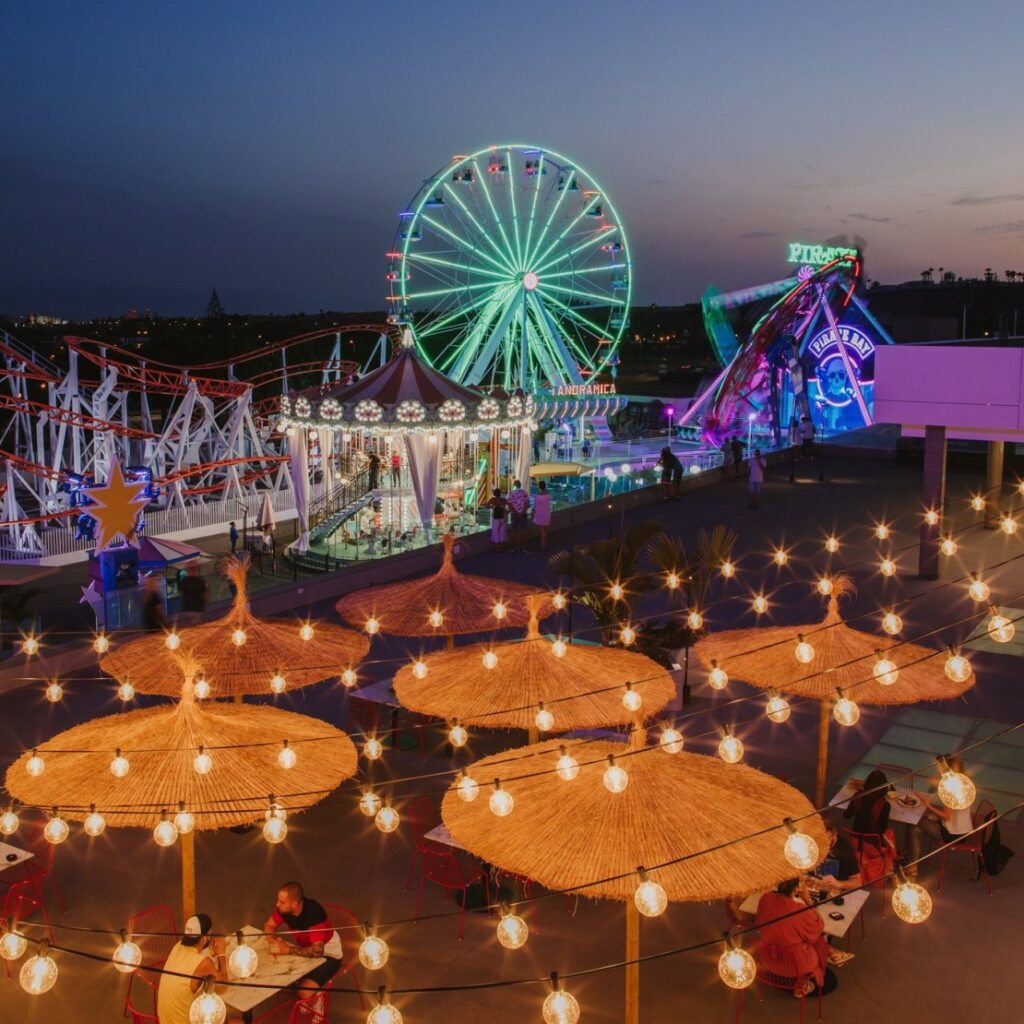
[847, 212, 891, 223]
[952, 193, 1024, 207]
[738, 230, 776, 239]
[977, 221, 1024, 236]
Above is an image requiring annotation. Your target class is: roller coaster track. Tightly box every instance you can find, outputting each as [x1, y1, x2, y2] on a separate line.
[0, 392, 159, 440]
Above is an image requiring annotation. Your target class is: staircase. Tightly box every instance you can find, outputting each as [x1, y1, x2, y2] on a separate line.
[307, 470, 372, 545]
[589, 416, 614, 443]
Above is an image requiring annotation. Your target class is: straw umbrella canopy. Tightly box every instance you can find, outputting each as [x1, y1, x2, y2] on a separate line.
[101, 556, 369, 697]
[336, 533, 550, 640]
[393, 595, 675, 737]
[694, 577, 973, 803]
[443, 735, 825, 1024]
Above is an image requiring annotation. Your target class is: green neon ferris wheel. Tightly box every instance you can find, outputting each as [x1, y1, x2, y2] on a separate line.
[387, 143, 632, 391]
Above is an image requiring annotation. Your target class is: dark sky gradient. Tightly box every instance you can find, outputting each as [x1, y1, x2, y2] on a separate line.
[3, 1, 1022, 319]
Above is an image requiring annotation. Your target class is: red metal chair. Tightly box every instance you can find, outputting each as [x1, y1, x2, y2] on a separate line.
[738, 943, 823, 1024]
[937, 799, 995, 895]
[124, 904, 177, 1016]
[253, 982, 332, 1023]
[841, 826, 893, 916]
[125, 995, 159, 1024]
[414, 846, 490, 939]
[0, 818, 66, 911]
[1, 875, 52, 978]
[318, 903, 365, 1010]
[404, 795, 450, 890]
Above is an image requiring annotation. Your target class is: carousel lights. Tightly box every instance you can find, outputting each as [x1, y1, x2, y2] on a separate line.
[93, 633, 110, 654]
[824, 535, 840, 554]
[833, 689, 860, 726]
[881, 609, 903, 635]
[879, 556, 897, 578]
[0, 806, 19, 835]
[619, 624, 636, 646]
[482, 650, 498, 670]
[110, 748, 130, 778]
[794, 634, 815, 664]
[189, 977, 227, 1024]
[718, 933, 756, 989]
[365, 616, 381, 636]
[873, 652, 900, 686]
[603, 754, 628, 793]
[456, 770, 480, 803]
[817, 576, 834, 596]
[772, 547, 788, 566]
[555, 744, 580, 780]
[112, 929, 142, 973]
[43, 809, 68, 845]
[194, 677, 211, 700]
[26, 749, 45, 777]
[164, 632, 181, 651]
[341, 668, 358, 688]
[364, 736, 384, 761]
[622, 682, 643, 712]
[936, 756, 976, 810]
[374, 802, 400, 834]
[270, 672, 287, 694]
[634, 867, 668, 917]
[944, 649, 972, 683]
[659, 726, 684, 754]
[174, 802, 195, 835]
[428, 609, 444, 628]
[924, 508, 940, 526]
[765, 691, 791, 723]
[783, 817, 819, 870]
[359, 790, 383, 816]
[22, 634, 40, 656]
[891, 866, 933, 923]
[535, 703, 555, 733]
[231, 628, 247, 647]
[489, 780, 514, 817]
[228, 932, 258, 978]
[707, 661, 728, 690]
[448, 720, 469, 748]
[411, 659, 428, 680]
[493, 600, 507, 620]
[117, 680, 136, 702]
[299, 622, 315, 642]
[20, 941, 58, 995]
[496, 904, 529, 949]
[752, 593, 769, 614]
[194, 746, 214, 775]
[551, 638, 567, 658]
[720, 559, 736, 579]
[0, 923, 27, 961]
[987, 609, 1016, 643]
[277, 740, 297, 769]
[358, 925, 390, 969]
[968, 573, 990, 602]
[542, 973, 581, 1024]
[153, 811, 178, 847]
[45, 680, 63, 703]
[83, 805, 106, 837]
[686, 609, 703, 631]
[718, 727, 743, 764]
[940, 535, 958, 556]
[367, 986, 403, 1024]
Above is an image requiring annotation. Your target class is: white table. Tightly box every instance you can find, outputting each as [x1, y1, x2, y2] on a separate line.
[0, 841, 33, 873]
[739, 889, 870, 940]
[829, 784, 928, 826]
[222, 925, 325, 1015]
[423, 823, 458, 848]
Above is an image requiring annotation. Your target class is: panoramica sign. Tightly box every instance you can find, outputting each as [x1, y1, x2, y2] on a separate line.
[786, 242, 858, 266]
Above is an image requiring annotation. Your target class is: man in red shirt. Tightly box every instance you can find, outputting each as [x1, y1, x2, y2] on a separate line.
[262, 882, 342, 993]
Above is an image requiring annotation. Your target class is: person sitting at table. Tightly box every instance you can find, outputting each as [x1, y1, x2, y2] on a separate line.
[263, 882, 343, 993]
[816, 819, 863, 895]
[843, 768, 897, 882]
[755, 877, 838, 998]
[157, 913, 242, 1024]
[906, 753, 975, 875]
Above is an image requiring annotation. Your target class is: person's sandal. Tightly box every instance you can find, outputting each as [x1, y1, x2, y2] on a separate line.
[830, 950, 855, 967]
[794, 981, 816, 999]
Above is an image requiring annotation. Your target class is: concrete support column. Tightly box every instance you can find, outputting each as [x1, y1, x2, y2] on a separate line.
[919, 426, 946, 579]
[985, 441, 1005, 529]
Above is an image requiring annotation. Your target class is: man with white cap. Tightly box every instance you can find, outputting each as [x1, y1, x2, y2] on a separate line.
[157, 913, 240, 1024]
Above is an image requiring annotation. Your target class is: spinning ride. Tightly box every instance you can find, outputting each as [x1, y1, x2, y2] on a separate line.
[388, 144, 631, 391]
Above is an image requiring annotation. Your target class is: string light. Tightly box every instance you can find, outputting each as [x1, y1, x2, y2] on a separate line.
[881, 609, 903, 635]
[707, 661, 728, 690]
[772, 547, 788, 566]
[299, 622, 315, 642]
[718, 934, 756, 989]
[542, 974, 580, 1024]
[228, 932, 258, 978]
[609, 582, 625, 601]
[456, 770, 480, 803]
[153, 811, 178, 847]
[551, 592, 567, 610]
[83, 805, 106, 837]
[1001, 515, 1018, 535]
[794, 635, 815, 664]
[988, 609, 1016, 643]
[555, 745, 580, 780]
[891, 866, 933, 924]
[496, 905, 529, 949]
[936, 756, 976, 810]
[117, 681, 135, 701]
[92, 633, 110, 654]
[1019, 480, 1024, 496]
[0, 924, 27, 961]
[364, 736, 384, 761]
[375, 803, 400, 834]
[263, 803, 287, 844]
[358, 926, 390, 969]
[411, 659, 428, 680]
[783, 818, 819, 870]
[817, 576, 833, 596]
[765, 691, 791, 723]
[833, 689, 860, 726]
[0, 807, 19, 835]
[230, 628, 247, 648]
[270, 673, 287, 694]
[277, 740, 296, 769]
[489, 780, 515, 817]
[20, 941, 58, 995]
[110, 748, 130, 778]
[634, 868, 668, 917]
[22, 635, 40, 656]
[26, 749, 45, 777]
[341, 668, 358, 688]
[873, 652, 899, 686]
[875, 523, 891, 540]
[970, 494, 985, 512]
[482, 650, 498, 670]
[551, 638, 567, 658]
[359, 790, 383, 816]
[194, 678, 211, 700]
[367, 986, 403, 1024]
[720, 560, 735, 578]
[493, 601, 507, 620]
[622, 682, 643, 712]
[174, 802, 195, 834]
[879, 556, 896, 578]
[687, 610, 703, 631]
[43, 809, 68, 845]
[619, 624, 636, 645]
[718, 727, 743, 764]
[535, 703, 555, 733]
[428, 610, 444, 628]
[968, 573, 990, 602]
[112, 930, 142, 973]
[45, 681, 63, 703]
[603, 755, 628, 793]
[944, 650, 972, 683]
[752, 593, 769, 614]
[923, 509, 939, 526]
[659, 726, 684, 754]
[940, 536, 958, 556]
[265, 800, 287, 823]
[448, 720, 469, 748]
[165, 632, 181, 651]
[824, 535, 840, 554]
[194, 746, 213, 775]
[365, 617, 380, 636]
[189, 977, 227, 1024]
[666, 572, 681, 590]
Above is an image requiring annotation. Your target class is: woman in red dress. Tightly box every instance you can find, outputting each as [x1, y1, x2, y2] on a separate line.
[755, 877, 831, 997]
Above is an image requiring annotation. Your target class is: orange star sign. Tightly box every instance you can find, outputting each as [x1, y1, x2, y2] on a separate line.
[84, 458, 150, 551]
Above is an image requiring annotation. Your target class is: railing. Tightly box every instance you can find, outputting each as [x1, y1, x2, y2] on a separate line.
[308, 470, 370, 532]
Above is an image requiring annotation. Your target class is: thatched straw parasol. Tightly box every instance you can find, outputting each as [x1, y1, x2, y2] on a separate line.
[335, 533, 550, 639]
[101, 556, 369, 697]
[393, 595, 675, 737]
[6, 681, 357, 920]
[694, 576, 972, 803]
[443, 735, 824, 1024]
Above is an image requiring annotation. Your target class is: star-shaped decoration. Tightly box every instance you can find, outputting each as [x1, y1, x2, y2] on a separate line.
[83, 458, 149, 551]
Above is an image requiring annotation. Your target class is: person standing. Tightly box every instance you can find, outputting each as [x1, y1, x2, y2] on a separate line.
[508, 479, 529, 552]
[801, 415, 815, 458]
[179, 564, 208, 625]
[263, 882, 343, 994]
[747, 449, 765, 510]
[486, 487, 508, 551]
[228, 520, 238, 554]
[368, 452, 380, 490]
[533, 480, 552, 550]
[581, 437, 591, 459]
[157, 914, 241, 1024]
[390, 450, 401, 486]
[729, 436, 745, 478]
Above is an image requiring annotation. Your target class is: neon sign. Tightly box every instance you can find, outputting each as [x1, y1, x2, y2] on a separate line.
[550, 383, 617, 397]
[806, 323, 875, 416]
[786, 242, 858, 266]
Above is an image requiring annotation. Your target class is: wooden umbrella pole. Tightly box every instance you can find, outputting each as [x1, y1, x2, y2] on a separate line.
[445, 634, 454, 651]
[528, 726, 539, 745]
[625, 900, 640, 1024]
[815, 699, 830, 808]
[181, 828, 196, 922]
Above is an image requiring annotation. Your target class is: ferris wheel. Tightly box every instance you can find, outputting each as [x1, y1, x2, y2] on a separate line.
[387, 144, 631, 392]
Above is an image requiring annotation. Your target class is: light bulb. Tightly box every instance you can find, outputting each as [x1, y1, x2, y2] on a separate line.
[940, 536, 958, 556]
[457, 773, 480, 802]
[299, 623, 315, 642]
[117, 681, 135, 701]
[110, 750, 130, 778]
[659, 728, 684, 754]
[189, 988, 227, 1024]
[263, 814, 287, 844]
[773, 548, 788, 566]
[20, 951, 58, 994]
[174, 806, 195, 834]
[22, 636, 40, 656]
[937, 762, 976, 810]
[367, 1000, 403, 1024]
[535, 705, 555, 732]
[165, 632, 180, 651]
[944, 652, 972, 683]
[493, 601, 507, 620]
[621, 462, 632, 474]
[113, 935, 142, 974]
[794, 637, 815, 664]
[834, 694, 860, 726]
[375, 805, 400, 834]
[489, 783, 514, 817]
[619, 625, 636, 645]
[924, 509, 939, 526]
[882, 610, 903, 635]
[154, 816, 178, 847]
[411, 659, 428, 679]
[194, 748, 213, 775]
[766, 694, 791, 723]
[482, 650, 498, 670]
[359, 791, 383, 816]
[45, 681, 63, 703]
[721, 560, 735, 578]
[1001, 516, 1018, 535]
[968, 576, 990, 602]
[428, 610, 444, 628]
[603, 757, 628, 793]
[26, 751, 45, 777]
[0, 809, 19, 835]
[270, 673, 286, 694]
[817, 576, 833, 596]
[365, 617, 380, 635]
[84, 807, 106, 837]
[542, 987, 581, 1024]
[718, 734, 743, 764]
[718, 946, 756, 989]
[875, 523, 890, 540]
[752, 594, 769, 614]
[622, 685, 642, 712]
[892, 878, 933, 924]
[194, 678, 211, 700]
[229, 942, 258, 979]
[264, 801, 288, 823]
[364, 737, 384, 761]
[824, 536, 839, 553]
[873, 656, 899, 686]
[359, 934, 390, 969]
[634, 876, 668, 917]
[496, 911, 529, 949]
[341, 668, 358, 688]
[610, 583, 624, 601]
[551, 639, 567, 658]
[448, 722, 468, 748]
[666, 572, 681, 589]
[551, 592, 567, 610]
[970, 495, 985, 512]
[988, 612, 1016, 643]
[555, 747, 580, 781]
[880, 557, 896, 577]
[783, 823, 819, 870]
[0, 928, 27, 961]
[43, 815, 68, 845]
[707, 663, 728, 690]
[278, 741, 296, 769]
[687, 610, 703, 630]
[231, 628, 247, 648]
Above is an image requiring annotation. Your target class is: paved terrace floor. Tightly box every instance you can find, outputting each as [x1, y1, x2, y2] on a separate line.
[1, 452, 1023, 1021]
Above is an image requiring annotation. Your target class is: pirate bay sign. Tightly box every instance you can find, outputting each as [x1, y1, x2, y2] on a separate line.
[807, 324, 875, 409]
[786, 242, 858, 267]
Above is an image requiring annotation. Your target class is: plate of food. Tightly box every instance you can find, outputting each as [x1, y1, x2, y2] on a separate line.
[896, 794, 919, 808]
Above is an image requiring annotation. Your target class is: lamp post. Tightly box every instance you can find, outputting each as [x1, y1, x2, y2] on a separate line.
[665, 406, 675, 441]
[747, 411, 755, 453]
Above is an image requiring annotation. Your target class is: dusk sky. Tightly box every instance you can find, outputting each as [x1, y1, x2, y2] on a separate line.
[3, 1, 1022, 319]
